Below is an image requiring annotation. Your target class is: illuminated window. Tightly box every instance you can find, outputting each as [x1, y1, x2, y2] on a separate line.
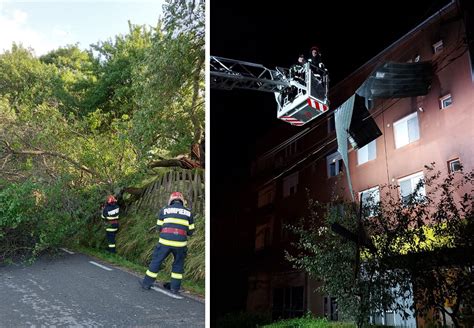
[398, 172, 425, 205]
[359, 186, 380, 217]
[393, 112, 419, 149]
[357, 140, 376, 165]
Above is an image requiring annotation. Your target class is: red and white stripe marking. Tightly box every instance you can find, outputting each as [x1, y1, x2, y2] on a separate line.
[279, 116, 304, 126]
[307, 98, 328, 112]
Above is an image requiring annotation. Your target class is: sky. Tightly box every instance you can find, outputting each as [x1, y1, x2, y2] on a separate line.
[0, 0, 165, 55]
[210, 0, 451, 317]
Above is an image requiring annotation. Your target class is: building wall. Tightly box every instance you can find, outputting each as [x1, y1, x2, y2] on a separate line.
[247, 2, 472, 320]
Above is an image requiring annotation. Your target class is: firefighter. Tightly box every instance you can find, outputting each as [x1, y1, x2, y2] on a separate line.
[308, 46, 327, 80]
[140, 191, 195, 295]
[289, 54, 306, 83]
[101, 195, 120, 253]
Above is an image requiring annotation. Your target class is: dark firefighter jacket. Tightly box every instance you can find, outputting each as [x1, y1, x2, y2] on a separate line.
[102, 203, 120, 221]
[156, 200, 194, 248]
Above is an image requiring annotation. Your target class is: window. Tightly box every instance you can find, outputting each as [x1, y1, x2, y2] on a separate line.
[258, 184, 275, 208]
[328, 115, 336, 132]
[324, 297, 338, 321]
[327, 152, 343, 177]
[448, 158, 461, 173]
[439, 93, 453, 109]
[255, 218, 273, 250]
[357, 140, 376, 165]
[359, 186, 380, 217]
[398, 172, 425, 205]
[433, 40, 444, 54]
[272, 286, 304, 320]
[393, 112, 420, 149]
[283, 172, 299, 197]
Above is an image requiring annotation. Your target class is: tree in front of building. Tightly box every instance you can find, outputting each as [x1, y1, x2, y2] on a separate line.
[286, 164, 473, 327]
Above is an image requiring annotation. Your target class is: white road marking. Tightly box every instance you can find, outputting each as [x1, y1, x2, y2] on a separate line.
[151, 286, 183, 299]
[88, 261, 113, 271]
[60, 248, 75, 255]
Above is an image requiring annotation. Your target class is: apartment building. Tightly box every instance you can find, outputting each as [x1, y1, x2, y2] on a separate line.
[246, 1, 473, 324]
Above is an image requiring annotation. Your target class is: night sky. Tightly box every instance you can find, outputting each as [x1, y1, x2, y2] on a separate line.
[210, 0, 450, 317]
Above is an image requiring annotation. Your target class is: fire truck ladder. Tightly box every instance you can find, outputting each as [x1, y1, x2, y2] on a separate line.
[210, 56, 291, 93]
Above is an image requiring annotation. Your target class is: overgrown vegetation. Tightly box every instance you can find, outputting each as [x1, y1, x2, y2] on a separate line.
[261, 315, 355, 328]
[214, 312, 356, 328]
[0, 0, 205, 292]
[287, 165, 473, 327]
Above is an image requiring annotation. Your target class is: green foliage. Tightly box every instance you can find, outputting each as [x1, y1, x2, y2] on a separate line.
[0, 178, 102, 261]
[287, 166, 474, 327]
[0, 44, 56, 109]
[130, 0, 205, 157]
[261, 315, 355, 328]
[40, 44, 98, 115]
[0, 2, 204, 300]
[87, 23, 153, 120]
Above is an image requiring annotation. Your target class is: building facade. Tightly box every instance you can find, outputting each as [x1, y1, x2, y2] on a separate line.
[246, 1, 473, 324]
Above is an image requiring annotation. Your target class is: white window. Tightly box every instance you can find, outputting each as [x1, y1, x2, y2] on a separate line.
[359, 186, 380, 217]
[398, 172, 425, 205]
[439, 93, 453, 109]
[448, 158, 461, 173]
[393, 112, 420, 149]
[283, 172, 299, 197]
[432, 40, 444, 54]
[327, 152, 343, 178]
[357, 140, 377, 165]
[258, 184, 275, 208]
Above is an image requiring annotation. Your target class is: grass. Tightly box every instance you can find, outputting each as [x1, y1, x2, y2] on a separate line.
[261, 317, 355, 328]
[72, 244, 205, 297]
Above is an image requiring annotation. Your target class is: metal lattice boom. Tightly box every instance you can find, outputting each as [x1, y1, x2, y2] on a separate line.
[210, 56, 290, 93]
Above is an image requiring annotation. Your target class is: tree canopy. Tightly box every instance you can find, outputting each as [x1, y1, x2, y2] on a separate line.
[0, 0, 205, 261]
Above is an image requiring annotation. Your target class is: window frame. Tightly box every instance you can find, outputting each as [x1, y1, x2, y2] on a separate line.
[398, 171, 425, 205]
[393, 112, 420, 149]
[432, 40, 444, 54]
[448, 158, 461, 173]
[283, 172, 299, 198]
[357, 140, 377, 165]
[326, 152, 343, 178]
[439, 93, 453, 109]
[358, 186, 380, 217]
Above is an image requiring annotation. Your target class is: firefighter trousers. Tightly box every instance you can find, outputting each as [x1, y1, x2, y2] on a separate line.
[142, 244, 186, 291]
[105, 223, 119, 253]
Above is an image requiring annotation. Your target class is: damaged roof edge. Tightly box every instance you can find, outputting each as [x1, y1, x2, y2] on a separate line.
[332, 0, 456, 91]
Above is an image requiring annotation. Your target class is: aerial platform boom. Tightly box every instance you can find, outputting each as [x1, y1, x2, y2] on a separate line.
[210, 56, 330, 126]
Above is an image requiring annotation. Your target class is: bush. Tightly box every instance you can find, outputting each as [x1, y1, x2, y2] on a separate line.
[0, 178, 102, 262]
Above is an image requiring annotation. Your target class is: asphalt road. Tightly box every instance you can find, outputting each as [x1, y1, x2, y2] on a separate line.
[0, 250, 205, 327]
